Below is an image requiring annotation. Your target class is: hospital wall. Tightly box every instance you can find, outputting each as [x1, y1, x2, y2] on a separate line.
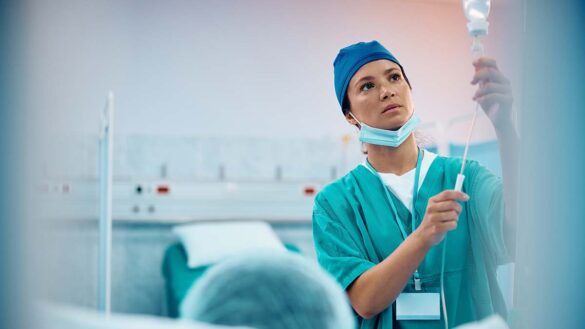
[21, 0, 522, 319]
[25, 0, 520, 142]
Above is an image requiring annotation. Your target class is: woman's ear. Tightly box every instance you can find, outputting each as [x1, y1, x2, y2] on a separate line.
[345, 111, 359, 126]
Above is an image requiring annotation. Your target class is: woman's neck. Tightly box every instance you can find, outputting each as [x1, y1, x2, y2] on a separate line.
[366, 134, 419, 175]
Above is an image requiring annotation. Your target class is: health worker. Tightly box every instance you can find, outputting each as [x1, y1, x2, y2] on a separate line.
[312, 40, 518, 329]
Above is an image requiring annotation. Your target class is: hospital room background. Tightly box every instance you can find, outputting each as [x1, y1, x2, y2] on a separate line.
[3, 0, 583, 328]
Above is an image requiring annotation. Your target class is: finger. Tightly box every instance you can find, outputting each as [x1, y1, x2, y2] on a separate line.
[473, 82, 512, 100]
[427, 215, 456, 229]
[427, 202, 461, 215]
[437, 220, 458, 232]
[432, 190, 469, 202]
[471, 68, 510, 85]
[476, 93, 513, 111]
[427, 200, 462, 214]
[427, 211, 459, 225]
[471, 67, 510, 85]
[472, 57, 498, 69]
[444, 221, 458, 231]
[436, 210, 460, 223]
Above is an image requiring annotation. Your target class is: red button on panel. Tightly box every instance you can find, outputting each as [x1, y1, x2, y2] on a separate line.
[157, 185, 170, 194]
[303, 186, 316, 196]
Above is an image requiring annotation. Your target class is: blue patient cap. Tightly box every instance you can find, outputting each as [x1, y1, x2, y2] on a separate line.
[334, 40, 402, 111]
[180, 251, 355, 329]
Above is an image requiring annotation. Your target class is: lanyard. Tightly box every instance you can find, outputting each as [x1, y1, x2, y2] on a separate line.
[364, 148, 424, 290]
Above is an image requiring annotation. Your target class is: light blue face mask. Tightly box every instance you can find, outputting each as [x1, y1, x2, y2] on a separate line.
[349, 112, 421, 147]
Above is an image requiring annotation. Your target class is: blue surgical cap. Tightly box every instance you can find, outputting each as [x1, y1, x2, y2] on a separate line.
[180, 251, 355, 329]
[333, 40, 403, 111]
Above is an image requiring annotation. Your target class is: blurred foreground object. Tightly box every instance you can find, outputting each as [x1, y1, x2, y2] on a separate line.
[180, 251, 355, 329]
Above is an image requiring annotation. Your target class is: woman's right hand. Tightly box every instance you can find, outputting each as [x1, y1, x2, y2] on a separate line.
[414, 190, 469, 248]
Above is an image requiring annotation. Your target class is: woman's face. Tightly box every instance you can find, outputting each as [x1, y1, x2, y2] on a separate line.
[345, 59, 414, 130]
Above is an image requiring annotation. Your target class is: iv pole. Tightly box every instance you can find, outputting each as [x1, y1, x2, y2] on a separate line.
[98, 91, 114, 315]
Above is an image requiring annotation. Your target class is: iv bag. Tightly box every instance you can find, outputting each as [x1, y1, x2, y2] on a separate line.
[463, 0, 491, 36]
[463, 0, 491, 21]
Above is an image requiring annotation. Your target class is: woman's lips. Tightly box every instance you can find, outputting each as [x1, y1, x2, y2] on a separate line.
[382, 104, 401, 113]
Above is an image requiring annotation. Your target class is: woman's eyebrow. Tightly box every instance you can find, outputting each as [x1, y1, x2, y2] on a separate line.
[353, 68, 400, 89]
[353, 75, 374, 88]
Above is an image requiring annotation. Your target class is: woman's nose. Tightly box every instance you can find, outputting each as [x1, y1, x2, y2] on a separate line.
[380, 85, 396, 100]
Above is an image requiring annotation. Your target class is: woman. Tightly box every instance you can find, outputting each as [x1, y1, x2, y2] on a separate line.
[313, 40, 518, 329]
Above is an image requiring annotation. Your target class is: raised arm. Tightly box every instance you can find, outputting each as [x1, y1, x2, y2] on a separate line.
[471, 58, 519, 251]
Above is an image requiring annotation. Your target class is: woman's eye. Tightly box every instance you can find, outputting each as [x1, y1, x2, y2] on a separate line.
[360, 82, 375, 92]
[390, 73, 401, 81]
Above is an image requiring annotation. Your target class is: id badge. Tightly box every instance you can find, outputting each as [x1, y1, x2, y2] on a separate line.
[396, 292, 441, 320]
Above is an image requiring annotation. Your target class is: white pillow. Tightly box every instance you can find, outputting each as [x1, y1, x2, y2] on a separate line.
[173, 221, 286, 269]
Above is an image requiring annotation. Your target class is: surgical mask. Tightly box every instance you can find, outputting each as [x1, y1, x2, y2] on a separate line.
[349, 112, 421, 147]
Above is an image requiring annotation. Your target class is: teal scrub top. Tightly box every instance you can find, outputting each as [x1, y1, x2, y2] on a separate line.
[312, 154, 511, 329]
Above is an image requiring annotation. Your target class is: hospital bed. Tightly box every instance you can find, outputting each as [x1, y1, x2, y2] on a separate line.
[161, 222, 301, 318]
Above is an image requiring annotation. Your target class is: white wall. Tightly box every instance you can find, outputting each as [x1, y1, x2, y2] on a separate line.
[24, 0, 521, 144]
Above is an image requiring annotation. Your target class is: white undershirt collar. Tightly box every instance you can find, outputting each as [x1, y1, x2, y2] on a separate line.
[362, 149, 438, 213]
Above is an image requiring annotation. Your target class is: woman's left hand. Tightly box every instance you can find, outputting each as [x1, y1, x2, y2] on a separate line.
[471, 57, 514, 131]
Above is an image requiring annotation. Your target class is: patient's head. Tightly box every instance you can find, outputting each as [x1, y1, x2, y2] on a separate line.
[180, 251, 354, 329]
